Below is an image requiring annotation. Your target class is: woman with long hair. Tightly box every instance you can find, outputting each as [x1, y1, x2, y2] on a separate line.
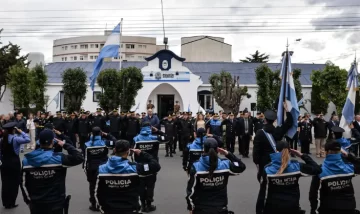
[256, 141, 321, 214]
[0, 121, 30, 209]
[193, 112, 206, 138]
[84, 126, 116, 211]
[26, 113, 36, 150]
[186, 138, 246, 214]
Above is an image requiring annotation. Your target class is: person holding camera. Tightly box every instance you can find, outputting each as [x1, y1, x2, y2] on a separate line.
[95, 140, 161, 214]
[20, 129, 83, 214]
[0, 122, 30, 209]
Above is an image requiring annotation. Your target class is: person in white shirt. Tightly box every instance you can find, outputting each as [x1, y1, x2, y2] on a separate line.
[26, 113, 36, 150]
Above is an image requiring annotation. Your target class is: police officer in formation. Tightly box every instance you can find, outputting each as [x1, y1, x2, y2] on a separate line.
[206, 113, 223, 148]
[256, 141, 321, 214]
[177, 112, 194, 155]
[186, 138, 246, 214]
[299, 114, 313, 154]
[90, 108, 106, 130]
[107, 108, 121, 140]
[83, 127, 116, 211]
[125, 111, 141, 146]
[95, 140, 161, 214]
[253, 112, 264, 133]
[77, 110, 91, 152]
[65, 112, 77, 145]
[52, 111, 66, 133]
[161, 114, 176, 157]
[182, 128, 207, 174]
[20, 129, 83, 214]
[221, 112, 236, 153]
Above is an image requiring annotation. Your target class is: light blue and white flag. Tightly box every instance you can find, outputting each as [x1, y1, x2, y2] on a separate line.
[297, 97, 304, 107]
[89, 23, 121, 90]
[188, 104, 191, 112]
[52, 92, 60, 109]
[135, 103, 140, 111]
[340, 61, 359, 138]
[277, 51, 300, 138]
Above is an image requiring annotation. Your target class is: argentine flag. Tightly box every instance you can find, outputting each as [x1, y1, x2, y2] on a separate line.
[90, 23, 121, 90]
[339, 62, 358, 138]
[277, 51, 300, 138]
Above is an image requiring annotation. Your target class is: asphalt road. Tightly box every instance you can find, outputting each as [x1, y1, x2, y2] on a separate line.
[1, 149, 360, 214]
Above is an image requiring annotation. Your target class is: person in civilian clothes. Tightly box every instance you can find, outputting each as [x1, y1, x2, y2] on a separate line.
[95, 140, 161, 214]
[253, 103, 293, 182]
[0, 122, 30, 209]
[26, 113, 36, 150]
[84, 127, 116, 211]
[20, 129, 83, 214]
[186, 138, 246, 214]
[327, 114, 340, 140]
[313, 112, 328, 157]
[299, 115, 312, 154]
[143, 109, 160, 131]
[352, 115, 360, 157]
[125, 111, 141, 147]
[309, 140, 360, 214]
[221, 112, 236, 153]
[182, 128, 207, 174]
[107, 108, 121, 140]
[236, 111, 254, 158]
[206, 113, 223, 148]
[161, 114, 176, 157]
[256, 141, 321, 214]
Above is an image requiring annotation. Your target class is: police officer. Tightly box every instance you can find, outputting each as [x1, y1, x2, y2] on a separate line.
[90, 108, 106, 130]
[178, 112, 194, 155]
[20, 129, 83, 214]
[95, 140, 161, 214]
[52, 111, 66, 133]
[256, 141, 321, 214]
[186, 138, 246, 214]
[331, 125, 360, 153]
[299, 115, 313, 154]
[133, 122, 166, 212]
[126, 111, 141, 147]
[119, 112, 127, 140]
[161, 114, 176, 157]
[309, 140, 360, 214]
[84, 127, 116, 211]
[182, 128, 207, 173]
[65, 112, 77, 146]
[0, 122, 30, 209]
[34, 112, 47, 140]
[253, 112, 264, 133]
[221, 112, 236, 153]
[253, 104, 293, 182]
[172, 113, 179, 154]
[107, 108, 121, 140]
[206, 113, 223, 148]
[76, 110, 91, 152]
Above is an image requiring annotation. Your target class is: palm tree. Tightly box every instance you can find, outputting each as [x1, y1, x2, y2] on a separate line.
[240, 50, 270, 63]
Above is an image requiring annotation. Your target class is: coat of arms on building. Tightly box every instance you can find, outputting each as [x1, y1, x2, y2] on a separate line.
[155, 72, 162, 80]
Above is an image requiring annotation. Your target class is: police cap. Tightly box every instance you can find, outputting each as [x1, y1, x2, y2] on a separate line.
[331, 126, 345, 133]
[96, 108, 102, 112]
[39, 129, 55, 145]
[264, 110, 277, 121]
[2, 122, 17, 129]
[257, 112, 262, 115]
[325, 140, 341, 152]
[114, 140, 130, 153]
[228, 112, 234, 116]
[141, 121, 151, 127]
[56, 111, 61, 114]
[113, 108, 118, 112]
[41, 112, 46, 115]
[204, 138, 218, 152]
[213, 113, 219, 117]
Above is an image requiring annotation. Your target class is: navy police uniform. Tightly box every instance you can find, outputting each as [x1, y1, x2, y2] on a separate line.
[20, 129, 83, 214]
[221, 112, 236, 153]
[206, 113, 223, 147]
[183, 132, 207, 173]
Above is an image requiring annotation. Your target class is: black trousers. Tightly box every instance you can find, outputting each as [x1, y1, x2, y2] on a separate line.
[79, 135, 89, 153]
[1, 156, 21, 207]
[301, 140, 310, 154]
[193, 207, 229, 214]
[166, 137, 174, 154]
[239, 134, 251, 156]
[180, 135, 191, 151]
[139, 174, 157, 205]
[86, 169, 98, 206]
[30, 204, 64, 214]
[226, 136, 235, 153]
[287, 138, 297, 150]
[126, 134, 136, 147]
[67, 133, 76, 146]
[111, 132, 120, 140]
[351, 144, 360, 157]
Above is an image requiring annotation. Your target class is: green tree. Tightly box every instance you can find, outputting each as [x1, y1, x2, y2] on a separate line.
[8, 63, 31, 109]
[240, 50, 270, 63]
[255, 64, 273, 111]
[0, 30, 28, 101]
[97, 69, 122, 112]
[61, 68, 87, 112]
[209, 71, 251, 113]
[311, 62, 347, 113]
[310, 70, 329, 115]
[119, 67, 143, 112]
[29, 64, 48, 111]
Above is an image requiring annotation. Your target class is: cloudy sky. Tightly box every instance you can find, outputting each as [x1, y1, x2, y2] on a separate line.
[1, 0, 359, 69]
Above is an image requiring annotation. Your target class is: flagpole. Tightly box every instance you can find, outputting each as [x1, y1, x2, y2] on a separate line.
[282, 39, 289, 124]
[119, 18, 123, 72]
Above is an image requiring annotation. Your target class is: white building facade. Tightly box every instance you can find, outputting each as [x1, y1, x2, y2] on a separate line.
[53, 34, 164, 63]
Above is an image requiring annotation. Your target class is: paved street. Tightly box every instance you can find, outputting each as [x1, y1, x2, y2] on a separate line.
[1, 148, 360, 214]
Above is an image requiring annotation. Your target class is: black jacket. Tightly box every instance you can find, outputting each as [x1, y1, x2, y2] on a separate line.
[309, 153, 360, 214]
[178, 118, 193, 136]
[95, 152, 161, 213]
[52, 117, 66, 133]
[108, 114, 121, 133]
[253, 112, 293, 167]
[126, 117, 140, 136]
[256, 154, 321, 214]
[221, 119, 236, 137]
[77, 117, 91, 136]
[20, 143, 83, 208]
[299, 120, 312, 142]
[236, 117, 254, 136]
[161, 119, 176, 137]
[15, 119, 27, 132]
[253, 117, 265, 134]
[313, 118, 328, 138]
